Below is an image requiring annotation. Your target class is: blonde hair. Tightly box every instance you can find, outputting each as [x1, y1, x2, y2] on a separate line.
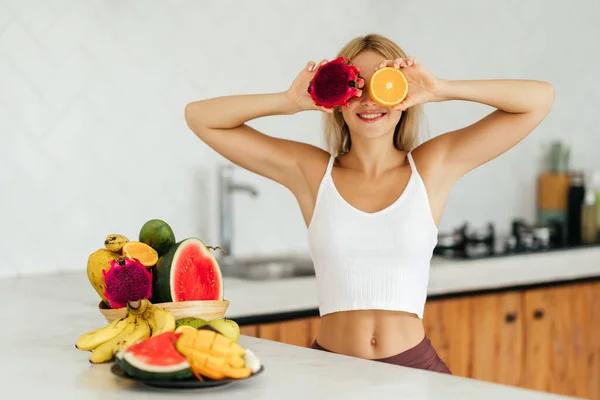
[323, 33, 426, 156]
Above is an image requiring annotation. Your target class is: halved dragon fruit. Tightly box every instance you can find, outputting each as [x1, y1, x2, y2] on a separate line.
[308, 56, 364, 108]
[103, 257, 153, 309]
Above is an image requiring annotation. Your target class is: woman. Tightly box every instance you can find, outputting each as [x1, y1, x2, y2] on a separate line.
[184, 33, 554, 374]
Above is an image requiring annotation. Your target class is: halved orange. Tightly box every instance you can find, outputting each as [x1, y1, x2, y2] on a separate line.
[369, 67, 408, 107]
[122, 241, 159, 267]
[175, 325, 198, 334]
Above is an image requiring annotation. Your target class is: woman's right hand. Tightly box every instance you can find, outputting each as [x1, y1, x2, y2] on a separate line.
[185, 59, 338, 214]
[283, 60, 334, 114]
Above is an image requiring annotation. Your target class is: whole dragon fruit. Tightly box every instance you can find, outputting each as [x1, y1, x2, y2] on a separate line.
[102, 257, 152, 309]
[308, 56, 364, 108]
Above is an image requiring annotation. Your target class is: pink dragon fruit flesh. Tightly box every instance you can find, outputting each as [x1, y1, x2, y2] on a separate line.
[102, 257, 152, 309]
[308, 56, 364, 108]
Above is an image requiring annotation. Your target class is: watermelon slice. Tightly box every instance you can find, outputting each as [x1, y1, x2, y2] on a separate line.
[115, 332, 193, 381]
[152, 238, 224, 303]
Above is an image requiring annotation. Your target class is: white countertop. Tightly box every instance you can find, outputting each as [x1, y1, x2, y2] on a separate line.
[224, 247, 600, 319]
[0, 272, 574, 399]
[2, 247, 598, 322]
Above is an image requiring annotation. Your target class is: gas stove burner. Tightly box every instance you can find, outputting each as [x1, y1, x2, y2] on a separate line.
[434, 222, 495, 259]
[508, 218, 563, 252]
[434, 219, 566, 260]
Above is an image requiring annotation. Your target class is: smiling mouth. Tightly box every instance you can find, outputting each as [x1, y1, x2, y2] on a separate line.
[357, 112, 386, 123]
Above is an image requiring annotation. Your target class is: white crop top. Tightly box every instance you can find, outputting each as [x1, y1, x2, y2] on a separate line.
[307, 152, 438, 319]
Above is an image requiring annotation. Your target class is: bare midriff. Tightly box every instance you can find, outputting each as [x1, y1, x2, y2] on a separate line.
[315, 309, 425, 359]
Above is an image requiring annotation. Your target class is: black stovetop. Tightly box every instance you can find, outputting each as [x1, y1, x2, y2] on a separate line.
[433, 220, 600, 260]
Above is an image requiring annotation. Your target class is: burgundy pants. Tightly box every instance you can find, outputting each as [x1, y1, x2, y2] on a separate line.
[310, 336, 452, 374]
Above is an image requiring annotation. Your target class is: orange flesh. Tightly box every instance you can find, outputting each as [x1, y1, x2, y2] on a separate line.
[369, 67, 408, 107]
[122, 242, 158, 267]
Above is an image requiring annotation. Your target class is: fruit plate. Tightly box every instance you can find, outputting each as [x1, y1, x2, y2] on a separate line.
[110, 363, 265, 389]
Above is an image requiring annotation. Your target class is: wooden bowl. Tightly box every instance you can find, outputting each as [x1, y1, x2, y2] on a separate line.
[99, 299, 230, 323]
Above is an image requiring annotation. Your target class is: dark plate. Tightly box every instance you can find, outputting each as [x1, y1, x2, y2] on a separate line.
[110, 363, 265, 389]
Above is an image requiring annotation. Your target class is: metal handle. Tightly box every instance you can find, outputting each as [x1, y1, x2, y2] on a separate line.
[533, 309, 545, 319]
[505, 312, 518, 323]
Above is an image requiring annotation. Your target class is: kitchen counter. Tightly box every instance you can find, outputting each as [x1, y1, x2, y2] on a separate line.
[224, 246, 600, 323]
[0, 271, 575, 399]
[3, 246, 599, 324]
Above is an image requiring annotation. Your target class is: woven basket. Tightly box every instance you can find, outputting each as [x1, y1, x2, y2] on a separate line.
[98, 299, 230, 323]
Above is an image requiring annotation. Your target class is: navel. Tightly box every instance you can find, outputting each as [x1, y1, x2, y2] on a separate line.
[370, 336, 377, 346]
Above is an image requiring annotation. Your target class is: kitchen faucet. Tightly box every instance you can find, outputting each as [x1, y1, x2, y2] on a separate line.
[217, 164, 259, 259]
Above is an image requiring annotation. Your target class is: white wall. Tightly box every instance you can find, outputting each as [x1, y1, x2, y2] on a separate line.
[1, 0, 598, 277]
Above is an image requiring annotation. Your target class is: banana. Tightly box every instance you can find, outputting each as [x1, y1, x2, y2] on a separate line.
[76, 316, 130, 351]
[89, 314, 138, 364]
[151, 307, 176, 337]
[111, 316, 151, 355]
[104, 234, 129, 252]
[142, 304, 157, 334]
[142, 302, 175, 337]
[77, 299, 171, 364]
[128, 299, 150, 316]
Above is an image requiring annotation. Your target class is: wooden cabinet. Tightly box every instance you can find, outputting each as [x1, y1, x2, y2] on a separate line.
[428, 282, 600, 399]
[471, 291, 524, 387]
[522, 283, 600, 399]
[239, 281, 600, 398]
[241, 317, 321, 348]
[590, 284, 600, 400]
[423, 297, 473, 377]
[422, 291, 526, 385]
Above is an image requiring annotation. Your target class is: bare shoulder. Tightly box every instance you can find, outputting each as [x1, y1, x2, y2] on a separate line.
[298, 142, 331, 170]
[409, 136, 456, 225]
[292, 142, 332, 194]
[282, 141, 332, 227]
[409, 136, 449, 185]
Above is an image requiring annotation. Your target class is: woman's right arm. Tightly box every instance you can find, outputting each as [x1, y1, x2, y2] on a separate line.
[184, 60, 332, 191]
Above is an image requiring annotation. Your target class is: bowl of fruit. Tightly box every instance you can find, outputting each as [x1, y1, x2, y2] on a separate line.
[87, 219, 231, 323]
[75, 219, 264, 388]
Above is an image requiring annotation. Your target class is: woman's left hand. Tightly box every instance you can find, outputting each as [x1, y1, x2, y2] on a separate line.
[377, 56, 444, 111]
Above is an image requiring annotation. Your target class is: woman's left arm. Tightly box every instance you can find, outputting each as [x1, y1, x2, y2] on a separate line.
[428, 78, 555, 180]
[387, 56, 555, 181]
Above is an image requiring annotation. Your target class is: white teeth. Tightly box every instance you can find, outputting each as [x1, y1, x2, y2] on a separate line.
[358, 113, 383, 119]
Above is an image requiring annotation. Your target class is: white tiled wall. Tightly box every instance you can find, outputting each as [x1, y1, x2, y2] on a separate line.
[1, 0, 598, 277]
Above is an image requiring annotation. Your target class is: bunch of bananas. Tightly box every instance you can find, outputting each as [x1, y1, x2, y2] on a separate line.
[76, 299, 175, 364]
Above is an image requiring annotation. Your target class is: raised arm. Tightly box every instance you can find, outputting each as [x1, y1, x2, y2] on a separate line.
[184, 60, 332, 191]
[385, 56, 554, 181]
[421, 78, 555, 180]
[376, 56, 554, 224]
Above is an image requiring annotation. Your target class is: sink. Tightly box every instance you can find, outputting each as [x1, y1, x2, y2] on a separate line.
[218, 255, 315, 280]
